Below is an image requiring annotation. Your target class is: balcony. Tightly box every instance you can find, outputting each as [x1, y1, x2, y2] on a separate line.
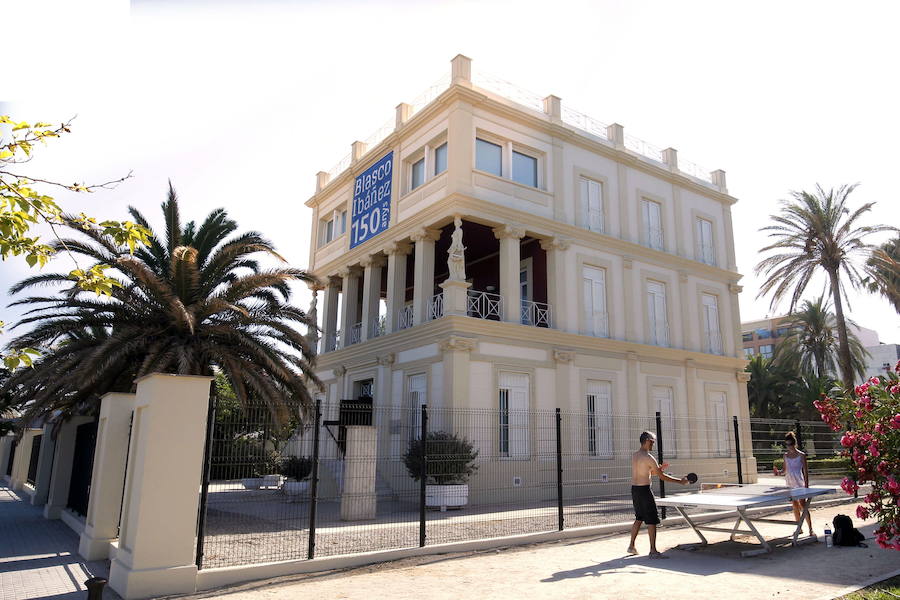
[467, 290, 502, 320]
[520, 299, 551, 328]
[428, 293, 444, 321]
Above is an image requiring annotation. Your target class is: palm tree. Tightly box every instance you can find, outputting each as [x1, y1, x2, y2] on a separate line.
[774, 296, 869, 381]
[746, 355, 795, 419]
[865, 236, 900, 314]
[3, 183, 319, 424]
[755, 184, 894, 388]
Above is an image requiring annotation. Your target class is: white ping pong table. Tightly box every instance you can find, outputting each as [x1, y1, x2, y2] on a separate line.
[655, 483, 834, 557]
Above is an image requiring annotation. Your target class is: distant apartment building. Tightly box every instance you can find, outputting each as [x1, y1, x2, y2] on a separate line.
[741, 315, 881, 365]
[863, 343, 900, 379]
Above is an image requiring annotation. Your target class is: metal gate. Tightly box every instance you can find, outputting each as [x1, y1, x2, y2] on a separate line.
[67, 421, 98, 516]
[26, 434, 42, 485]
[5, 440, 17, 477]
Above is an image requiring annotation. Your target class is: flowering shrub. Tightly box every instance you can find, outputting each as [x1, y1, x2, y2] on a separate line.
[814, 362, 900, 550]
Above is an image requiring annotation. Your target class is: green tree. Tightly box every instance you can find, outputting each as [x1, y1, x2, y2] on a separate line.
[2, 184, 319, 424]
[865, 236, 900, 314]
[746, 355, 795, 419]
[755, 184, 895, 389]
[774, 296, 869, 381]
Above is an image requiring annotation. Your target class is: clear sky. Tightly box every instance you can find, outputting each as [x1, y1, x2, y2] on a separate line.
[2, 0, 898, 348]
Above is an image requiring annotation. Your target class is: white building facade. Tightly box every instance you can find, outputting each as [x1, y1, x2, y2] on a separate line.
[305, 56, 754, 499]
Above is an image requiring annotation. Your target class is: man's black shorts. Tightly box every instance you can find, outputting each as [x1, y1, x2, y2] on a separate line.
[631, 485, 660, 525]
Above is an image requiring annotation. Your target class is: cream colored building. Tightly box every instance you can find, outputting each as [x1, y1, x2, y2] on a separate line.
[305, 56, 754, 499]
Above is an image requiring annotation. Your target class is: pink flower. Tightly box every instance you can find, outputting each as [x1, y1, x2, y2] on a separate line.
[891, 415, 900, 429]
[857, 505, 869, 519]
[841, 433, 856, 448]
[875, 423, 887, 435]
[886, 478, 900, 495]
[869, 444, 880, 458]
[855, 383, 870, 396]
[855, 410, 864, 419]
[868, 376, 880, 385]
[877, 461, 891, 476]
[895, 359, 900, 373]
[841, 477, 859, 495]
[890, 385, 900, 395]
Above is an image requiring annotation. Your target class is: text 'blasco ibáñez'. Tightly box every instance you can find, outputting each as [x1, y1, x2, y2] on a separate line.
[351, 152, 393, 249]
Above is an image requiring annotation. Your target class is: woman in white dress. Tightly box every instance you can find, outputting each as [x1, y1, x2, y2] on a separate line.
[782, 431, 814, 536]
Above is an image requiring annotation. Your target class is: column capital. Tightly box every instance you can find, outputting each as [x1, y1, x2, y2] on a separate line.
[623, 257, 634, 270]
[439, 335, 477, 353]
[736, 371, 751, 383]
[307, 279, 326, 292]
[685, 358, 696, 369]
[728, 282, 743, 294]
[360, 254, 387, 269]
[539, 237, 571, 252]
[333, 365, 347, 377]
[627, 351, 638, 361]
[553, 349, 575, 363]
[678, 270, 688, 283]
[337, 267, 351, 279]
[385, 240, 413, 256]
[492, 224, 526, 240]
[377, 353, 395, 366]
[410, 227, 441, 243]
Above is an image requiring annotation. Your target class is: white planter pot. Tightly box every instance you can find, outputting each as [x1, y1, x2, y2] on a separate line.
[241, 478, 262, 490]
[426, 484, 468, 511]
[283, 481, 310, 497]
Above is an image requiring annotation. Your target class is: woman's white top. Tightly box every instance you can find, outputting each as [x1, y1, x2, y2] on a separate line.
[784, 454, 805, 489]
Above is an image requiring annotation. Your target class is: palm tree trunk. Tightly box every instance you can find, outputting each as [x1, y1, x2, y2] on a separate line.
[828, 268, 855, 390]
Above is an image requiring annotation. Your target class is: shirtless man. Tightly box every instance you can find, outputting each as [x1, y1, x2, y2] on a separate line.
[627, 431, 688, 558]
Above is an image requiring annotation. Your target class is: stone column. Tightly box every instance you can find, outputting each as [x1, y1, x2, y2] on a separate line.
[684, 359, 705, 459]
[10, 428, 41, 491]
[360, 254, 385, 341]
[728, 283, 743, 358]
[440, 336, 477, 410]
[723, 203, 737, 271]
[735, 370, 756, 481]
[44, 416, 94, 519]
[540, 237, 571, 332]
[493, 225, 525, 324]
[626, 351, 642, 415]
[622, 257, 636, 342]
[411, 228, 439, 326]
[384, 241, 411, 333]
[79, 392, 136, 561]
[677, 270, 691, 351]
[322, 277, 340, 351]
[340, 267, 361, 347]
[340, 426, 377, 521]
[30, 425, 56, 506]
[109, 374, 212, 600]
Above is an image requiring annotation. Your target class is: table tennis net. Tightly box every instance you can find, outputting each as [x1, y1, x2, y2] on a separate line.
[698, 483, 801, 496]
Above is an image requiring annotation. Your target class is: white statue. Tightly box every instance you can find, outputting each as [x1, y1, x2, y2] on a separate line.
[448, 216, 466, 281]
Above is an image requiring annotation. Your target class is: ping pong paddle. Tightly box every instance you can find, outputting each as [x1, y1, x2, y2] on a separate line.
[686, 472, 698, 484]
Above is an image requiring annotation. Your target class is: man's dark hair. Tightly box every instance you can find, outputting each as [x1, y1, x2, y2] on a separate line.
[639, 431, 655, 445]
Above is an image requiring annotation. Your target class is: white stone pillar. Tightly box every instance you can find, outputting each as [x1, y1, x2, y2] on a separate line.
[493, 225, 525, 323]
[729, 283, 743, 358]
[539, 237, 571, 332]
[44, 416, 94, 519]
[736, 371, 757, 482]
[109, 374, 212, 600]
[322, 277, 340, 351]
[360, 254, 385, 341]
[340, 426, 377, 521]
[450, 54, 472, 85]
[385, 241, 411, 333]
[79, 392, 136, 561]
[340, 267, 361, 347]
[411, 228, 439, 326]
[10, 428, 41, 491]
[30, 424, 56, 506]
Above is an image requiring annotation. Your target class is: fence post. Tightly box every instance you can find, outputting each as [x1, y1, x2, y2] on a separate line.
[555, 408, 564, 531]
[419, 404, 428, 547]
[732, 416, 744, 485]
[794, 419, 803, 451]
[85, 577, 107, 600]
[655, 412, 666, 519]
[307, 398, 322, 560]
[195, 389, 217, 570]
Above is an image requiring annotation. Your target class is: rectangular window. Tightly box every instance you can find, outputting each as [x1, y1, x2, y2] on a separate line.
[701, 294, 722, 354]
[582, 266, 608, 337]
[512, 150, 538, 187]
[742, 332, 753, 342]
[324, 218, 334, 244]
[652, 385, 676, 457]
[760, 344, 774, 359]
[580, 177, 603, 233]
[499, 372, 529, 458]
[411, 157, 425, 190]
[586, 380, 613, 457]
[641, 199, 663, 250]
[775, 326, 791, 337]
[711, 392, 729, 456]
[696, 218, 715, 265]
[407, 374, 426, 441]
[647, 281, 668, 347]
[743, 347, 755, 358]
[476, 138, 502, 176]
[337, 210, 346, 235]
[433, 142, 447, 175]
[757, 329, 773, 339]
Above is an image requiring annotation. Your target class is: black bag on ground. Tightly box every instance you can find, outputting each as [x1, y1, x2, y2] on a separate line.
[832, 514, 866, 546]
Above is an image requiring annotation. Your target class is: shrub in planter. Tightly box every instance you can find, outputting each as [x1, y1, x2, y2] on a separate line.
[280, 456, 313, 481]
[403, 431, 479, 485]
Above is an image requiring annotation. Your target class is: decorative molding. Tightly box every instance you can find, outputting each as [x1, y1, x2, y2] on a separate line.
[736, 371, 750, 383]
[492, 224, 526, 240]
[729, 283, 743, 294]
[439, 335, 477, 352]
[553, 349, 575, 363]
[377, 353, 395, 366]
[685, 358, 696, 369]
[678, 270, 688, 283]
[410, 227, 441, 243]
[333, 365, 347, 377]
[360, 254, 387, 269]
[539, 237, 571, 252]
[627, 351, 638, 361]
[623, 256, 634, 270]
[336, 267, 351, 279]
[385, 240, 413, 256]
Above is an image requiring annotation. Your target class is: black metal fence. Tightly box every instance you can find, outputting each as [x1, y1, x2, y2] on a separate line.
[748, 418, 847, 478]
[197, 400, 848, 570]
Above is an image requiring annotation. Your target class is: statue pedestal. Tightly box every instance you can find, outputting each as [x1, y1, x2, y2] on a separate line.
[440, 280, 472, 317]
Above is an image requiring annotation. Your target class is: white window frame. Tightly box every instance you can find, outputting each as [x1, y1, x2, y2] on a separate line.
[433, 142, 448, 176]
[407, 373, 427, 442]
[499, 371, 529, 459]
[586, 380, 613, 458]
[474, 132, 543, 189]
[695, 217, 715, 265]
[410, 157, 425, 191]
[512, 149, 538, 187]
[652, 385, 677, 457]
[318, 207, 347, 247]
[405, 134, 449, 195]
[582, 265, 609, 338]
[646, 280, 669, 347]
[760, 344, 774, 359]
[580, 176, 604, 233]
[710, 391, 729, 457]
[641, 198, 664, 251]
[701, 293, 722, 354]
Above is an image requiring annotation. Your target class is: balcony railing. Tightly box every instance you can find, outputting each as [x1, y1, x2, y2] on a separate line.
[428, 292, 444, 321]
[324, 330, 342, 353]
[349, 322, 362, 345]
[521, 300, 551, 328]
[467, 290, 502, 321]
[371, 315, 386, 339]
[398, 304, 414, 330]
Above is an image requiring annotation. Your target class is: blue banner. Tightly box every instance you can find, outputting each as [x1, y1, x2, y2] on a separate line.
[350, 152, 393, 249]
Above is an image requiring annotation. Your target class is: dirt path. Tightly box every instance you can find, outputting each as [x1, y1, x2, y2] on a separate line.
[180, 500, 898, 600]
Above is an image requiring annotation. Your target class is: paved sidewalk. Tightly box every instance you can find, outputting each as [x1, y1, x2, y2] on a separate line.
[0, 482, 119, 600]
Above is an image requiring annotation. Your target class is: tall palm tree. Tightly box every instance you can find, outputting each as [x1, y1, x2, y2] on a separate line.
[755, 184, 894, 388]
[774, 296, 869, 381]
[3, 183, 318, 424]
[746, 355, 795, 419]
[865, 236, 900, 314]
